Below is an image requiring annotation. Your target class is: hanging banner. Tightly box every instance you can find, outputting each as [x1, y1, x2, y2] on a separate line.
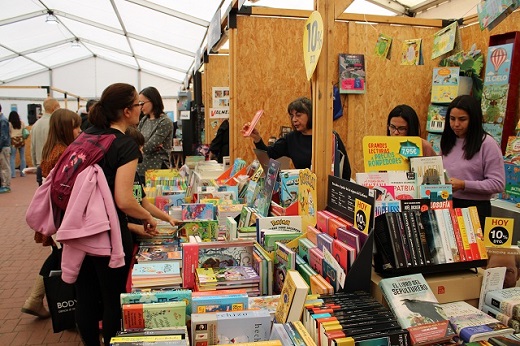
[303, 11, 324, 80]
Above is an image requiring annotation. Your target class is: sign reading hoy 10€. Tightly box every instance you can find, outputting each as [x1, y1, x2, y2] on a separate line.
[303, 11, 324, 80]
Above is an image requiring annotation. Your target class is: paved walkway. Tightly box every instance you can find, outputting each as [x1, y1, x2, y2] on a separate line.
[0, 173, 82, 345]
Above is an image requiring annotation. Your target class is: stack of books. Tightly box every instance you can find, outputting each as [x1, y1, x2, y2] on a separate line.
[111, 326, 190, 346]
[195, 266, 261, 294]
[131, 261, 182, 290]
[135, 244, 182, 265]
[482, 287, 520, 334]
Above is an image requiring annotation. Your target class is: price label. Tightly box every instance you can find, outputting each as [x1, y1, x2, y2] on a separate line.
[354, 198, 371, 233]
[303, 11, 324, 80]
[484, 217, 514, 248]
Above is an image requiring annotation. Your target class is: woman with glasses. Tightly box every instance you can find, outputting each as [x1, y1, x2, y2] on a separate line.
[441, 95, 505, 227]
[136, 86, 173, 181]
[241, 97, 351, 179]
[386, 104, 436, 157]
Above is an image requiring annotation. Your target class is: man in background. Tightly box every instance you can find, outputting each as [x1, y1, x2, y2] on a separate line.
[0, 104, 11, 193]
[80, 99, 96, 131]
[31, 97, 59, 185]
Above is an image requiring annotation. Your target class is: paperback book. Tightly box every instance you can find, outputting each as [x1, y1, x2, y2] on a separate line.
[379, 273, 456, 345]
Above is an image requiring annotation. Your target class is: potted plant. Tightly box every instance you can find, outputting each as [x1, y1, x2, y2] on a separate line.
[439, 44, 485, 102]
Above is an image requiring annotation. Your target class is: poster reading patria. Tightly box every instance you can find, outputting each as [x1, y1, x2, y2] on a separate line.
[362, 136, 423, 172]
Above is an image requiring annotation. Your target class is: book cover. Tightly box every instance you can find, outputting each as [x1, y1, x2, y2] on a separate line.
[298, 237, 316, 263]
[122, 301, 186, 331]
[468, 206, 488, 260]
[431, 21, 458, 59]
[181, 203, 216, 221]
[433, 209, 455, 263]
[195, 267, 217, 285]
[332, 239, 355, 272]
[254, 243, 274, 295]
[385, 212, 406, 268]
[261, 230, 301, 252]
[317, 210, 337, 234]
[216, 309, 272, 344]
[439, 301, 514, 343]
[136, 245, 182, 263]
[462, 208, 482, 260]
[192, 292, 249, 313]
[395, 212, 414, 267]
[213, 266, 260, 284]
[379, 273, 455, 345]
[120, 290, 192, 316]
[448, 208, 467, 262]
[274, 242, 297, 294]
[431, 67, 460, 103]
[243, 109, 264, 137]
[420, 184, 452, 210]
[177, 220, 218, 242]
[132, 262, 180, 277]
[248, 295, 280, 319]
[388, 171, 418, 200]
[279, 169, 300, 207]
[191, 312, 218, 346]
[257, 159, 282, 217]
[455, 208, 474, 261]
[317, 232, 334, 255]
[484, 288, 520, 319]
[413, 210, 434, 265]
[298, 168, 318, 228]
[339, 53, 366, 94]
[198, 241, 254, 269]
[403, 210, 425, 266]
[482, 304, 520, 333]
[410, 156, 445, 185]
[426, 104, 448, 133]
[274, 270, 310, 323]
[309, 247, 324, 276]
[401, 38, 422, 66]
[256, 215, 303, 242]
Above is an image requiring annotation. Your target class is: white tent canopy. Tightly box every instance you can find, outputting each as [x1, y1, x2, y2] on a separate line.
[0, 0, 480, 116]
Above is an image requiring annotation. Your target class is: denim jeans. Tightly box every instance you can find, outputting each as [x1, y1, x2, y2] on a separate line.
[10, 144, 26, 177]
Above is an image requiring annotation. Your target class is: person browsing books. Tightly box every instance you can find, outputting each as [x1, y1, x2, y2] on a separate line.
[387, 104, 436, 157]
[21, 109, 82, 320]
[440, 95, 505, 227]
[74, 83, 158, 346]
[241, 97, 313, 169]
[125, 125, 180, 241]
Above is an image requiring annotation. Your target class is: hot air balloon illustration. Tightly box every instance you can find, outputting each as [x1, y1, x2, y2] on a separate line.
[490, 47, 507, 73]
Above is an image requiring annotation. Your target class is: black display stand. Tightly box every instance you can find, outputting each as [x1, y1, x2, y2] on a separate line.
[326, 175, 375, 293]
[372, 213, 487, 277]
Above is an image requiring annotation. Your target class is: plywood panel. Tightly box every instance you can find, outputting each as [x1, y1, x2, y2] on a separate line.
[339, 22, 439, 176]
[202, 54, 230, 145]
[234, 15, 309, 164]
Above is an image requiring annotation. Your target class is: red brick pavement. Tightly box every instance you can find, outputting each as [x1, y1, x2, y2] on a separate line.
[0, 174, 83, 345]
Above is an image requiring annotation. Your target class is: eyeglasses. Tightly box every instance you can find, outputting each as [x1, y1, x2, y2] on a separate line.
[138, 101, 150, 107]
[388, 124, 408, 134]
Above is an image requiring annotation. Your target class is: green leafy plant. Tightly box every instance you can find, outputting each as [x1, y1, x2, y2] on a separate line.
[439, 44, 484, 102]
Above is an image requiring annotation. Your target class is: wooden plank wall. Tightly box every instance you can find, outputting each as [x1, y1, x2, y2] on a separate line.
[202, 54, 230, 144]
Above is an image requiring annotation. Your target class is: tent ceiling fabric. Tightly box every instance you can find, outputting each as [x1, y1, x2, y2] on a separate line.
[0, 0, 477, 89]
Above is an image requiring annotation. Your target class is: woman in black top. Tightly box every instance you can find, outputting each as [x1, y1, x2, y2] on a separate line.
[75, 83, 158, 346]
[242, 97, 313, 169]
[241, 97, 351, 180]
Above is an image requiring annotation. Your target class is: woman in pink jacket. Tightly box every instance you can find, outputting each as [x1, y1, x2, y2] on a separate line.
[73, 83, 158, 346]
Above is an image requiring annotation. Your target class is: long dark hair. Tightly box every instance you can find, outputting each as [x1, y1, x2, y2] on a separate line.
[8, 111, 22, 129]
[287, 97, 312, 129]
[89, 83, 137, 128]
[140, 86, 165, 117]
[440, 95, 485, 160]
[386, 105, 420, 136]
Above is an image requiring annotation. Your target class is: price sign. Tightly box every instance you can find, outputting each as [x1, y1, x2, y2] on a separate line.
[484, 217, 514, 247]
[303, 11, 324, 80]
[354, 198, 371, 233]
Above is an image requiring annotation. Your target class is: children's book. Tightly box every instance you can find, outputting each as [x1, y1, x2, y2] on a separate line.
[339, 53, 366, 94]
[136, 245, 182, 263]
[122, 301, 186, 331]
[279, 169, 300, 207]
[401, 38, 422, 66]
[298, 169, 318, 228]
[177, 220, 218, 242]
[248, 295, 280, 320]
[181, 203, 215, 221]
[120, 290, 192, 315]
[426, 104, 448, 133]
[213, 266, 260, 284]
[243, 109, 264, 137]
[274, 242, 297, 294]
[274, 270, 310, 323]
[256, 215, 303, 242]
[439, 301, 514, 343]
[431, 67, 460, 104]
[257, 159, 282, 217]
[132, 262, 180, 278]
[379, 273, 456, 345]
[374, 33, 392, 59]
[192, 292, 249, 313]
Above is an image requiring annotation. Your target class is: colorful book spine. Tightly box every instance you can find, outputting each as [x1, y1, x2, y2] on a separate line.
[122, 301, 186, 331]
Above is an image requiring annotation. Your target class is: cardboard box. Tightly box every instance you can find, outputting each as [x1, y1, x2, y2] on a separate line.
[371, 269, 483, 306]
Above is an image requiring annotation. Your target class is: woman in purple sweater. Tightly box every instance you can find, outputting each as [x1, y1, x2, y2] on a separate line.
[440, 95, 505, 227]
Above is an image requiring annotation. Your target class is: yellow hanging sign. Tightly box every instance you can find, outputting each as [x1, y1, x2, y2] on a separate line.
[303, 11, 324, 80]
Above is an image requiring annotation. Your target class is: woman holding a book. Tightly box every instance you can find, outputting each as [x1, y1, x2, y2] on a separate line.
[242, 97, 313, 169]
[241, 97, 351, 179]
[441, 95, 505, 227]
[386, 104, 436, 156]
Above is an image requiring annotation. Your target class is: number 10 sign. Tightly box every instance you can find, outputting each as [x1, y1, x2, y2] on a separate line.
[303, 11, 324, 80]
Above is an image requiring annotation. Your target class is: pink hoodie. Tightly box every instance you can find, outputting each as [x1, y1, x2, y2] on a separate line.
[56, 164, 125, 283]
